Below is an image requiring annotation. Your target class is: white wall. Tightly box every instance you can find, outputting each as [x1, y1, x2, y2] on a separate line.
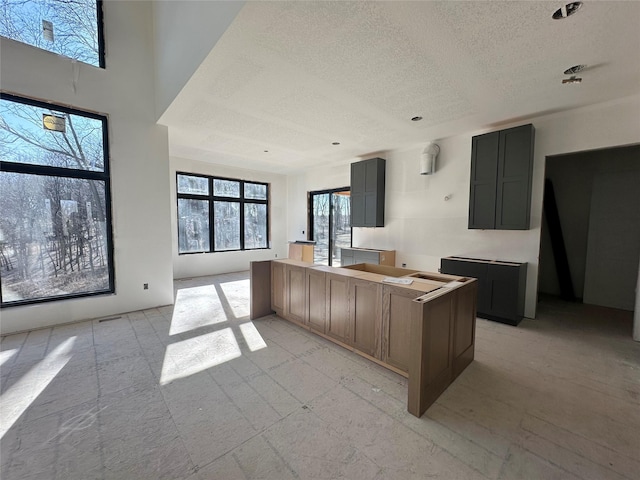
[171, 156, 288, 279]
[287, 95, 640, 319]
[0, 1, 174, 334]
[153, 0, 244, 119]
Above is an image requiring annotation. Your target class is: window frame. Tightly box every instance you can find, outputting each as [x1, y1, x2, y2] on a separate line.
[0, 92, 115, 308]
[176, 172, 270, 255]
[0, 0, 106, 69]
[308, 187, 352, 266]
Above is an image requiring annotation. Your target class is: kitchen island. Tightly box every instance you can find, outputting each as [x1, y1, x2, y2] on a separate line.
[250, 259, 477, 418]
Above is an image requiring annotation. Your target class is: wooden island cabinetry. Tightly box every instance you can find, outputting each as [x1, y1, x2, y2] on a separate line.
[348, 277, 382, 358]
[251, 259, 477, 418]
[305, 268, 326, 334]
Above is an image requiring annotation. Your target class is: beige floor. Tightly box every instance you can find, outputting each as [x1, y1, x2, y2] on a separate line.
[1, 272, 639, 480]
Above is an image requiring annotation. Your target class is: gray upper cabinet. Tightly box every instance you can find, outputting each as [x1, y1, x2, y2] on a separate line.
[351, 157, 385, 227]
[469, 124, 534, 230]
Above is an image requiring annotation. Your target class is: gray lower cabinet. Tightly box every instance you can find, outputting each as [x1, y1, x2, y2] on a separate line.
[440, 256, 526, 325]
[340, 248, 395, 266]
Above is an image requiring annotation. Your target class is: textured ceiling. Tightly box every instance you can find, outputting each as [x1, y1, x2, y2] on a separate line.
[159, 1, 640, 174]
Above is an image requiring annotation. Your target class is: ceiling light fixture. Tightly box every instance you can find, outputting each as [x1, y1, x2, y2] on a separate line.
[564, 64, 586, 75]
[552, 2, 582, 19]
[411, 116, 423, 122]
[562, 76, 582, 85]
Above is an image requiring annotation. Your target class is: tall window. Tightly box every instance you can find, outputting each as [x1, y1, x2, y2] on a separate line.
[309, 188, 351, 266]
[0, 93, 114, 307]
[177, 173, 269, 254]
[0, 0, 105, 68]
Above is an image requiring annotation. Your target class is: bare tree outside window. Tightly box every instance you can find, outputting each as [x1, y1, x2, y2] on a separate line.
[310, 189, 351, 266]
[176, 174, 269, 254]
[0, 0, 104, 67]
[0, 94, 113, 306]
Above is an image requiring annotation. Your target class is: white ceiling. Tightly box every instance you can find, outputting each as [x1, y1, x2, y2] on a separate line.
[159, 1, 640, 174]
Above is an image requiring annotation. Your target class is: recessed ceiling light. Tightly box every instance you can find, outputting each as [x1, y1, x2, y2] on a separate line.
[411, 116, 423, 122]
[562, 76, 582, 85]
[332, 142, 340, 145]
[552, 2, 582, 20]
[564, 64, 586, 75]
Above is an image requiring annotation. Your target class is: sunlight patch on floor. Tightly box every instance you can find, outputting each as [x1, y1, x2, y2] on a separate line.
[0, 337, 76, 439]
[160, 328, 241, 385]
[0, 349, 18, 368]
[170, 285, 228, 335]
[239, 322, 267, 352]
[220, 279, 251, 319]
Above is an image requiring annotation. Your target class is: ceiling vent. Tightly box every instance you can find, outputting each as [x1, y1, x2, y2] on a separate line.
[564, 65, 586, 75]
[552, 2, 582, 19]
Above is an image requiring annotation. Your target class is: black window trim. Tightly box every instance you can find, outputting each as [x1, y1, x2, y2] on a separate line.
[308, 186, 352, 266]
[176, 172, 270, 255]
[0, 92, 115, 308]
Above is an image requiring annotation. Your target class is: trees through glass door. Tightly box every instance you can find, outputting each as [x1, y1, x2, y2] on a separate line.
[309, 188, 351, 266]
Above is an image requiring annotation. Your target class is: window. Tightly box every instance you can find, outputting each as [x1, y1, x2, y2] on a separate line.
[309, 188, 351, 266]
[0, 93, 114, 307]
[177, 173, 269, 254]
[0, 0, 105, 68]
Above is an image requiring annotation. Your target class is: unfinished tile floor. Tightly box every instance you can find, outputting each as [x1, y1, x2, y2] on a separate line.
[1, 272, 639, 480]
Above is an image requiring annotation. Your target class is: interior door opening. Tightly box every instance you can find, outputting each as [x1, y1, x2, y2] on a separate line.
[538, 144, 640, 338]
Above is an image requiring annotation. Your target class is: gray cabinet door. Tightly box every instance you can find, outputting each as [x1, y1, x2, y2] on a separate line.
[440, 257, 526, 325]
[469, 124, 533, 230]
[496, 124, 534, 230]
[469, 131, 500, 229]
[341, 249, 355, 266]
[351, 158, 385, 227]
[350, 161, 366, 227]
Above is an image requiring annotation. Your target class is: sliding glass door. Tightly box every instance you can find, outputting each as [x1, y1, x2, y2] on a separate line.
[310, 188, 351, 266]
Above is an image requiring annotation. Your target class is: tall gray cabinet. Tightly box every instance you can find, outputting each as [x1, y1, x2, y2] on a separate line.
[469, 124, 534, 230]
[351, 157, 385, 227]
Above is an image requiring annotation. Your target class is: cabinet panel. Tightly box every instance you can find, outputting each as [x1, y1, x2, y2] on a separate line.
[469, 132, 499, 229]
[470, 183, 498, 229]
[351, 160, 366, 192]
[271, 261, 285, 315]
[364, 193, 378, 226]
[469, 124, 533, 230]
[341, 248, 395, 267]
[496, 124, 534, 230]
[382, 285, 425, 373]
[487, 264, 520, 322]
[341, 250, 355, 266]
[286, 265, 306, 324]
[351, 158, 385, 227]
[351, 193, 365, 227]
[306, 269, 326, 333]
[440, 258, 489, 314]
[349, 278, 381, 358]
[326, 274, 349, 343]
[440, 256, 526, 325]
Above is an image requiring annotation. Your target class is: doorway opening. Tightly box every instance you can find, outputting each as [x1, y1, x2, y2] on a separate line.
[308, 188, 351, 266]
[538, 144, 640, 336]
